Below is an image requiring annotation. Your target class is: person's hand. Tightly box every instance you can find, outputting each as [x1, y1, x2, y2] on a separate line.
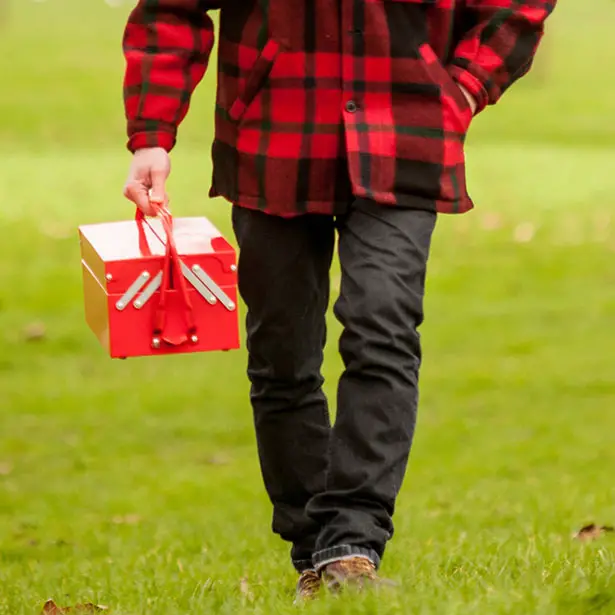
[457, 83, 477, 115]
[123, 147, 171, 216]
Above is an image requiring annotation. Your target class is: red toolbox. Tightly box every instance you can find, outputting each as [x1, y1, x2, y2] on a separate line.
[78, 208, 240, 358]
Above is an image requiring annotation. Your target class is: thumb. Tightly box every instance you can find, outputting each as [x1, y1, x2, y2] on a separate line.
[149, 168, 168, 209]
[123, 179, 158, 216]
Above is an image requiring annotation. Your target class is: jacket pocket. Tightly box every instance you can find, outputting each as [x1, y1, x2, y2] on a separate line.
[228, 39, 281, 123]
[399, 40, 474, 210]
[417, 42, 473, 131]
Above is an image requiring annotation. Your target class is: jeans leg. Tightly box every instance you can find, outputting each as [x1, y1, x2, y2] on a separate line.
[306, 198, 437, 571]
[231, 205, 335, 572]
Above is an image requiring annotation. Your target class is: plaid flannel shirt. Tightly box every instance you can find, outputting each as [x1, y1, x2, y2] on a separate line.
[123, 0, 556, 216]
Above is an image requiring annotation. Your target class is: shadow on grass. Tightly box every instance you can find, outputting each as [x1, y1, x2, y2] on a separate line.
[557, 591, 614, 614]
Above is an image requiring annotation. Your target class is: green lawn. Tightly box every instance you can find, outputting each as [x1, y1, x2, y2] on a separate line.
[1, 1, 615, 614]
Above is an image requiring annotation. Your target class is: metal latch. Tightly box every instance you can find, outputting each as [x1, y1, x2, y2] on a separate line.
[133, 271, 163, 309]
[191, 264, 236, 311]
[114, 261, 235, 312]
[115, 271, 152, 311]
[180, 261, 217, 305]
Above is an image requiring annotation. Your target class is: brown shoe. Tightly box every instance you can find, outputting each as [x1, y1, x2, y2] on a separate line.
[321, 556, 395, 593]
[294, 569, 321, 603]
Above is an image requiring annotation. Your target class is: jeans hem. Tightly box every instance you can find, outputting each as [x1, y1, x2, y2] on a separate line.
[312, 545, 381, 571]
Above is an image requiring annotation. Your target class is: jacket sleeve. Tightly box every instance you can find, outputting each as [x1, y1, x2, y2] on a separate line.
[448, 0, 556, 114]
[122, 0, 219, 153]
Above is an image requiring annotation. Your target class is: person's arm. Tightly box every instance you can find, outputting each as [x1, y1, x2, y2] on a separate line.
[448, 0, 557, 115]
[122, 0, 219, 153]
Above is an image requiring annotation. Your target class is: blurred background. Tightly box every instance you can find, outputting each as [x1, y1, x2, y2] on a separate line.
[1, 2, 615, 614]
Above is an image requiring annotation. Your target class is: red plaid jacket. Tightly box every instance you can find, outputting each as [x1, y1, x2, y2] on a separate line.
[123, 0, 555, 216]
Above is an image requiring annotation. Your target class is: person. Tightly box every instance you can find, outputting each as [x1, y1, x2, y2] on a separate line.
[121, 0, 556, 601]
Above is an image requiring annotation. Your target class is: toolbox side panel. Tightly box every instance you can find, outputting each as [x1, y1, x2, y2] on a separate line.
[81, 261, 111, 353]
[79, 231, 108, 292]
[107, 285, 241, 358]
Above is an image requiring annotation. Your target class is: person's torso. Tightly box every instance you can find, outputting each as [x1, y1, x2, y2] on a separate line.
[215, 0, 464, 117]
[210, 0, 474, 216]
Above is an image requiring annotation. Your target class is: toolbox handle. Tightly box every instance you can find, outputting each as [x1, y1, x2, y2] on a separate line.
[135, 208, 154, 258]
[135, 207, 198, 348]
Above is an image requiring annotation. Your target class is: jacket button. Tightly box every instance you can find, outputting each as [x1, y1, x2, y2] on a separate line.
[345, 100, 358, 113]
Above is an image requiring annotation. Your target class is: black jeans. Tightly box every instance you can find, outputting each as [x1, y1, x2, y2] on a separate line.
[231, 197, 436, 572]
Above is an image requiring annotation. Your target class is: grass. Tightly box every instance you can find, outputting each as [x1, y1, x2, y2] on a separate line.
[1, 0, 615, 613]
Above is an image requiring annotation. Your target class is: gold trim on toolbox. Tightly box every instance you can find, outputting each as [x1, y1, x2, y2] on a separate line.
[81, 260, 110, 351]
[79, 233, 108, 291]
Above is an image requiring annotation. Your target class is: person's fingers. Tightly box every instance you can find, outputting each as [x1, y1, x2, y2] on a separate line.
[457, 83, 477, 115]
[122, 148, 171, 216]
[123, 179, 157, 216]
[149, 167, 169, 209]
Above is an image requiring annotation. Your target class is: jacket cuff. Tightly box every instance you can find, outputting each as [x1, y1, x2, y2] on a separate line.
[447, 64, 491, 115]
[127, 129, 176, 153]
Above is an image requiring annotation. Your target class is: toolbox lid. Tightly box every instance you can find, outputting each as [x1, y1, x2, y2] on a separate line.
[79, 216, 225, 262]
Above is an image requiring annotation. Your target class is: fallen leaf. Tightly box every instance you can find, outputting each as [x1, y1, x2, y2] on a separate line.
[41, 600, 108, 614]
[593, 212, 612, 242]
[555, 215, 584, 246]
[205, 454, 231, 466]
[62, 434, 80, 447]
[112, 514, 141, 525]
[573, 523, 614, 542]
[40, 222, 72, 240]
[480, 213, 503, 231]
[513, 222, 536, 243]
[239, 577, 254, 602]
[22, 321, 46, 342]
[0, 461, 12, 476]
